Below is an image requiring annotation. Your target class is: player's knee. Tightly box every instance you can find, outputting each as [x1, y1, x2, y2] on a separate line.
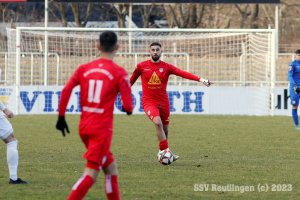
[292, 105, 298, 109]
[154, 121, 163, 128]
[103, 162, 118, 175]
[163, 128, 168, 134]
[153, 117, 163, 127]
[3, 132, 17, 143]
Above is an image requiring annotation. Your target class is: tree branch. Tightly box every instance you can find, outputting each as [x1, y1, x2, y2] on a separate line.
[169, 4, 180, 28]
[83, 4, 91, 27]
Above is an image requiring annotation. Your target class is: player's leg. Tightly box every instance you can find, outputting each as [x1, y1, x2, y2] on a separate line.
[160, 107, 179, 161]
[103, 153, 120, 200]
[290, 88, 300, 129]
[143, 104, 167, 142]
[152, 116, 167, 141]
[292, 105, 300, 130]
[144, 104, 178, 161]
[67, 166, 99, 200]
[163, 124, 168, 139]
[160, 105, 170, 139]
[0, 115, 28, 184]
[152, 116, 173, 153]
[67, 134, 97, 200]
[151, 116, 174, 161]
[68, 133, 111, 200]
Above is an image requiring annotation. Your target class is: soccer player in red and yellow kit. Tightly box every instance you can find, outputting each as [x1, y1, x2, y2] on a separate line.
[130, 42, 213, 161]
[56, 31, 133, 200]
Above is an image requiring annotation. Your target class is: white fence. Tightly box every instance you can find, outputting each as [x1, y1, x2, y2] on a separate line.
[1, 53, 291, 87]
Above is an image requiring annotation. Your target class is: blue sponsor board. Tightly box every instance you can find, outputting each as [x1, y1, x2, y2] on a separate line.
[19, 86, 208, 114]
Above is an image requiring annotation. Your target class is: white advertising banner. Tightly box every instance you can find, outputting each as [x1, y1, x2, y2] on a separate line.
[18, 86, 210, 115]
[19, 86, 80, 115]
[0, 86, 16, 113]
[274, 87, 291, 116]
[15, 86, 292, 116]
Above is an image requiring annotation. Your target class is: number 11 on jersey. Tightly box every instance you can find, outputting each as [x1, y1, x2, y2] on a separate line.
[88, 79, 103, 103]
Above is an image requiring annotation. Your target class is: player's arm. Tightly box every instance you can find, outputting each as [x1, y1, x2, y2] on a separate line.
[119, 64, 141, 103]
[288, 64, 300, 94]
[56, 68, 80, 136]
[288, 64, 296, 84]
[119, 72, 134, 115]
[171, 66, 213, 87]
[0, 99, 13, 118]
[130, 64, 142, 86]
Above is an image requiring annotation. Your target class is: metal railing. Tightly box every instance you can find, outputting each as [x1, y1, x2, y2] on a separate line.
[0, 52, 294, 87]
[0, 52, 60, 85]
[238, 53, 294, 87]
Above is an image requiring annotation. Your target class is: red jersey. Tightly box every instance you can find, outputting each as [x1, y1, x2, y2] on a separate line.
[130, 60, 200, 105]
[58, 58, 133, 134]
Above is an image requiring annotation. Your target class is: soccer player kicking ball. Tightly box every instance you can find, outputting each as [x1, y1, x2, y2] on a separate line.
[129, 42, 213, 161]
[56, 31, 133, 200]
[288, 49, 300, 130]
[0, 99, 28, 184]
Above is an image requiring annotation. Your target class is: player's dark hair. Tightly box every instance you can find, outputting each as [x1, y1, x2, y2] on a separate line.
[150, 42, 161, 48]
[99, 31, 117, 53]
[295, 49, 300, 54]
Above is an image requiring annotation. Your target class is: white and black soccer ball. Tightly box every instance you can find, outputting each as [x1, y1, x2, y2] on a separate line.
[158, 150, 174, 165]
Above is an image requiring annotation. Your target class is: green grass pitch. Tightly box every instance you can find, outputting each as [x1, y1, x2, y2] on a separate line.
[0, 114, 299, 200]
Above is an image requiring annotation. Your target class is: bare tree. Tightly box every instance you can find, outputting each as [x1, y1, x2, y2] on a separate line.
[49, 2, 68, 27]
[162, 5, 174, 28]
[0, 3, 11, 40]
[249, 4, 259, 28]
[138, 5, 154, 28]
[235, 4, 250, 28]
[188, 4, 205, 28]
[49, 2, 91, 27]
[93, 4, 114, 22]
[112, 4, 129, 28]
[168, 4, 190, 28]
[70, 3, 91, 27]
[261, 4, 273, 27]
[234, 4, 259, 29]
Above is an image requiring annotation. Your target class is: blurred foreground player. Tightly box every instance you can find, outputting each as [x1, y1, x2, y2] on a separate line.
[288, 49, 300, 130]
[56, 31, 133, 200]
[129, 42, 213, 161]
[0, 99, 28, 184]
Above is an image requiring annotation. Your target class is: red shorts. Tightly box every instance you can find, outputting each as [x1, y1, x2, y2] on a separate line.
[143, 103, 170, 124]
[80, 130, 115, 171]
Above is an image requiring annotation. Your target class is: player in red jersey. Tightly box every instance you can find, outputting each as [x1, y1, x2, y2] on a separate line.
[130, 42, 213, 161]
[56, 31, 133, 200]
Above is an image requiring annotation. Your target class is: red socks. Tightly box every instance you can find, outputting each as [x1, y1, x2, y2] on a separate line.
[67, 174, 94, 200]
[67, 174, 121, 200]
[67, 174, 120, 200]
[159, 139, 169, 150]
[105, 175, 121, 200]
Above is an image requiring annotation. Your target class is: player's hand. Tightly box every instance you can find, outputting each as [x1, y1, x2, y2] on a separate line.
[56, 116, 70, 137]
[121, 106, 132, 115]
[200, 78, 213, 87]
[119, 95, 131, 115]
[294, 84, 300, 94]
[3, 109, 14, 118]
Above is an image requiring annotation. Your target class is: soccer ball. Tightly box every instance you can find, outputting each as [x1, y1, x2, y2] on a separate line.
[158, 150, 174, 165]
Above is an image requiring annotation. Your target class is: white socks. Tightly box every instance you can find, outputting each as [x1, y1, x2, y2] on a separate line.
[6, 140, 19, 181]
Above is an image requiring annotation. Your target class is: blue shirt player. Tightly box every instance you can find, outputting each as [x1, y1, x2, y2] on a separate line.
[288, 49, 300, 130]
